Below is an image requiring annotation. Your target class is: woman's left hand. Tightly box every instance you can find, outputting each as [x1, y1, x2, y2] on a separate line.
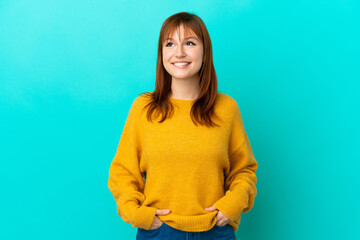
[204, 205, 232, 226]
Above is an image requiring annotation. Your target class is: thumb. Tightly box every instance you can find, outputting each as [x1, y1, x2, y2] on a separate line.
[156, 209, 171, 216]
[204, 206, 217, 211]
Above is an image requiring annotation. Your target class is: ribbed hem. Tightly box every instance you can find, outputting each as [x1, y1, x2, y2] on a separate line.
[156, 211, 241, 233]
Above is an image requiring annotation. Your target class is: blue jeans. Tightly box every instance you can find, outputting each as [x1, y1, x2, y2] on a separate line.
[136, 222, 236, 240]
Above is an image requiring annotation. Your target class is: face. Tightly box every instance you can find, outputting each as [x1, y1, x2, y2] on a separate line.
[162, 24, 204, 82]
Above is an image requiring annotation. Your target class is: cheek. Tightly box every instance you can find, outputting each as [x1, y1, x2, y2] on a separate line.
[192, 49, 203, 61]
[162, 52, 171, 63]
[199, 49, 204, 60]
[194, 54, 203, 64]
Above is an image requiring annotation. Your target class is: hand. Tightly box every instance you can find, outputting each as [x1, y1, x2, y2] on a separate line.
[150, 209, 171, 230]
[205, 205, 231, 226]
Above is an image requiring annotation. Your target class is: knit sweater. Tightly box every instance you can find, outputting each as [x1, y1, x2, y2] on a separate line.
[108, 92, 258, 233]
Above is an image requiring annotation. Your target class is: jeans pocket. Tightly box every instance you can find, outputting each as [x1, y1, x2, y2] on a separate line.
[214, 224, 229, 229]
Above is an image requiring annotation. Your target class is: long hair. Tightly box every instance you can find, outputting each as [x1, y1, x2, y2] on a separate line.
[140, 11, 221, 127]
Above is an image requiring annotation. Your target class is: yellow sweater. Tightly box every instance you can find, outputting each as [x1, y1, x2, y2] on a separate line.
[108, 92, 258, 233]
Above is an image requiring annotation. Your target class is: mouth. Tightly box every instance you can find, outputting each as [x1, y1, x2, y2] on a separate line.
[172, 62, 191, 69]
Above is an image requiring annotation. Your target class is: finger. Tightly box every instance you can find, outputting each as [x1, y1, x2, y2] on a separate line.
[156, 209, 171, 215]
[205, 206, 217, 211]
[216, 221, 225, 226]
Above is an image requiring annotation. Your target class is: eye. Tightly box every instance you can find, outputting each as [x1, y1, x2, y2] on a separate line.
[164, 41, 196, 47]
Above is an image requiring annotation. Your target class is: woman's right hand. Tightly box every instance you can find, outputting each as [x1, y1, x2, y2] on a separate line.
[150, 209, 171, 230]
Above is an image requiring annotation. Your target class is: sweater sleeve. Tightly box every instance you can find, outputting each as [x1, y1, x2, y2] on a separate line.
[108, 97, 157, 230]
[213, 101, 258, 221]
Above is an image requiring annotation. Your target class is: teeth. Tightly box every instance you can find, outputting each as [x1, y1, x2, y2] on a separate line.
[174, 62, 190, 66]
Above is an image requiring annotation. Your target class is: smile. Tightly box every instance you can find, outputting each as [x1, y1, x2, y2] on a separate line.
[172, 62, 191, 69]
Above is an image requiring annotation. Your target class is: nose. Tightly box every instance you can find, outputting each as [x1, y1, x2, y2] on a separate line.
[175, 45, 186, 58]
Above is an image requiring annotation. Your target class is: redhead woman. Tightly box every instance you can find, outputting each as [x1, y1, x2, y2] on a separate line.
[108, 12, 258, 240]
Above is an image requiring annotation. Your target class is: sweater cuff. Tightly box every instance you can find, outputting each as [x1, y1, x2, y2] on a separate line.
[213, 185, 249, 221]
[116, 200, 157, 230]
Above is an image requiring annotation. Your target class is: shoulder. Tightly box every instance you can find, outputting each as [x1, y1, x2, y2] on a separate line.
[126, 93, 153, 117]
[130, 93, 152, 107]
[216, 92, 240, 111]
[215, 92, 244, 125]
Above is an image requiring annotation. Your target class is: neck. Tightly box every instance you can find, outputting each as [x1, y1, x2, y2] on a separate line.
[170, 76, 200, 100]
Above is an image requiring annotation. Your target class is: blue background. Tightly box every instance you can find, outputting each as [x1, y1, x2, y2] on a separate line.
[1, 0, 359, 239]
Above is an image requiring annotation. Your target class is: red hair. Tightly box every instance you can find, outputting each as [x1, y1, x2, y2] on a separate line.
[140, 12, 221, 127]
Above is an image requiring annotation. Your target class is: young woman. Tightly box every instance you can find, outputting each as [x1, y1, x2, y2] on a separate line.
[108, 12, 258, 240]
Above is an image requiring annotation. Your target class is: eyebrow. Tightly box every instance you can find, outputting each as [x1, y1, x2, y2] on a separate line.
[165, 37, 199, 41]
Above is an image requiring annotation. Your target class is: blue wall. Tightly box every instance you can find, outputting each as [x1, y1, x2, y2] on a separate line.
[1, 0, 359, 239]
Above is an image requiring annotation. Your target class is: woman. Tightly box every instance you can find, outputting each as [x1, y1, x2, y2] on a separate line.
[108, 12, 258, 240]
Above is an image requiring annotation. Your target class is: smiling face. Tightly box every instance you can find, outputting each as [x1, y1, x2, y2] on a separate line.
[162, 24, 204, 82]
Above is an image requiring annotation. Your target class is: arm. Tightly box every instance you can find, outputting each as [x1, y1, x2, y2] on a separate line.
[108, 97, 157, 229]
[213, 101, 258, 221]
